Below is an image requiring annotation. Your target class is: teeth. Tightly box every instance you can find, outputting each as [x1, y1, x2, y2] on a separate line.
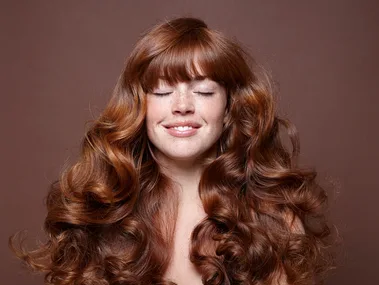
[172, 126, 193, 131]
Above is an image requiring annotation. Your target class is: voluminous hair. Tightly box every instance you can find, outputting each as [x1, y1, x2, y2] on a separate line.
[10, 17, 335, 285]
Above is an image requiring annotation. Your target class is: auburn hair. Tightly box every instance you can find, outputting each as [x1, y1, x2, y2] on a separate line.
[10, 17, 335, 285]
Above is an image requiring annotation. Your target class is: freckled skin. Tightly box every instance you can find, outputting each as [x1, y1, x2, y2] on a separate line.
[146, 78, 227, 164]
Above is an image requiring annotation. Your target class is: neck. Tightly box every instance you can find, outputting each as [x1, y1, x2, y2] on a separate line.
[158, 157, 203, 202]
[154, 147, 216, 204]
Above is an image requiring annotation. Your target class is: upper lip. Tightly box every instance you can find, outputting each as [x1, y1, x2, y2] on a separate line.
[163, 121, 202, 128]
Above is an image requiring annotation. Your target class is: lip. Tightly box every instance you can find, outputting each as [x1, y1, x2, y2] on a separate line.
[162, 121, 202, 128]
[164, 126, 199, 137]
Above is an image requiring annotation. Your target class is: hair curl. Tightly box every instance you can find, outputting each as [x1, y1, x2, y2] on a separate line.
[10, 17, 335, 285]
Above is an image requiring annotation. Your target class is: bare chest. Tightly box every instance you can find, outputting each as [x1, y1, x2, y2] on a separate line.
[163, 204, 206, 285]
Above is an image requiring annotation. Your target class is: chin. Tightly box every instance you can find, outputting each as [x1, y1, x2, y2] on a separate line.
[168, 152, 202, 161]
[158, 149, 208, 161]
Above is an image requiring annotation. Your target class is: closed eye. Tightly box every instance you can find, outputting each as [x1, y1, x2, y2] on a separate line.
[152, 92, 172, 96]
[195, 92, 214, 96]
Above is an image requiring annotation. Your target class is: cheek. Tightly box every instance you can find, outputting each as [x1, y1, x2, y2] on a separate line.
[146, 98, 164, 125]
[146, 103, 159, 142]
[202, 98, 227, 125]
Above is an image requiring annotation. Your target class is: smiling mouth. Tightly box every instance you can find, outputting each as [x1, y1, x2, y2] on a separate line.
[164, 125, 200, 137]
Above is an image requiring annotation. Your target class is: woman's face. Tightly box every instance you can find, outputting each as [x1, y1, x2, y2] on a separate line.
[146, 77, 227, 164]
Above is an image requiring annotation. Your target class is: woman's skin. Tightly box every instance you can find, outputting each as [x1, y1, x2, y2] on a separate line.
[146, 75, 227, 198]
[146, 75, 227, 284]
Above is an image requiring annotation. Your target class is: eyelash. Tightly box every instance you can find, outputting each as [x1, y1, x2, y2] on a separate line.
[196, 92, 214, 96]
[153, 92, 171, 96]
[152, 92, 214, 96]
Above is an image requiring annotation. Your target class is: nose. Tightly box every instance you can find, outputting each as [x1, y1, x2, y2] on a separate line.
[171, 91, 195, 115]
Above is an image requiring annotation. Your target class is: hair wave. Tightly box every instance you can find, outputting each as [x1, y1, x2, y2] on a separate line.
[10, 17, 335, 285]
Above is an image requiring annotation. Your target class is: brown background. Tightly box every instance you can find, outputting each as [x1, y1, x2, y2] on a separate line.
[1, 1, 378, 284]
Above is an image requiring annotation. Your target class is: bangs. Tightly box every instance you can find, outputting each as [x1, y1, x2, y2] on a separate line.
[140, 33, 242, 93]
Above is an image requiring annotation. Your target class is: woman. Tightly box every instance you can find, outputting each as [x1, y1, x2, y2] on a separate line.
[10, 17, 334, 285]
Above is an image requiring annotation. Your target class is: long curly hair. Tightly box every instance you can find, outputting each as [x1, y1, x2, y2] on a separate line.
[10, 17, 335, 285]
